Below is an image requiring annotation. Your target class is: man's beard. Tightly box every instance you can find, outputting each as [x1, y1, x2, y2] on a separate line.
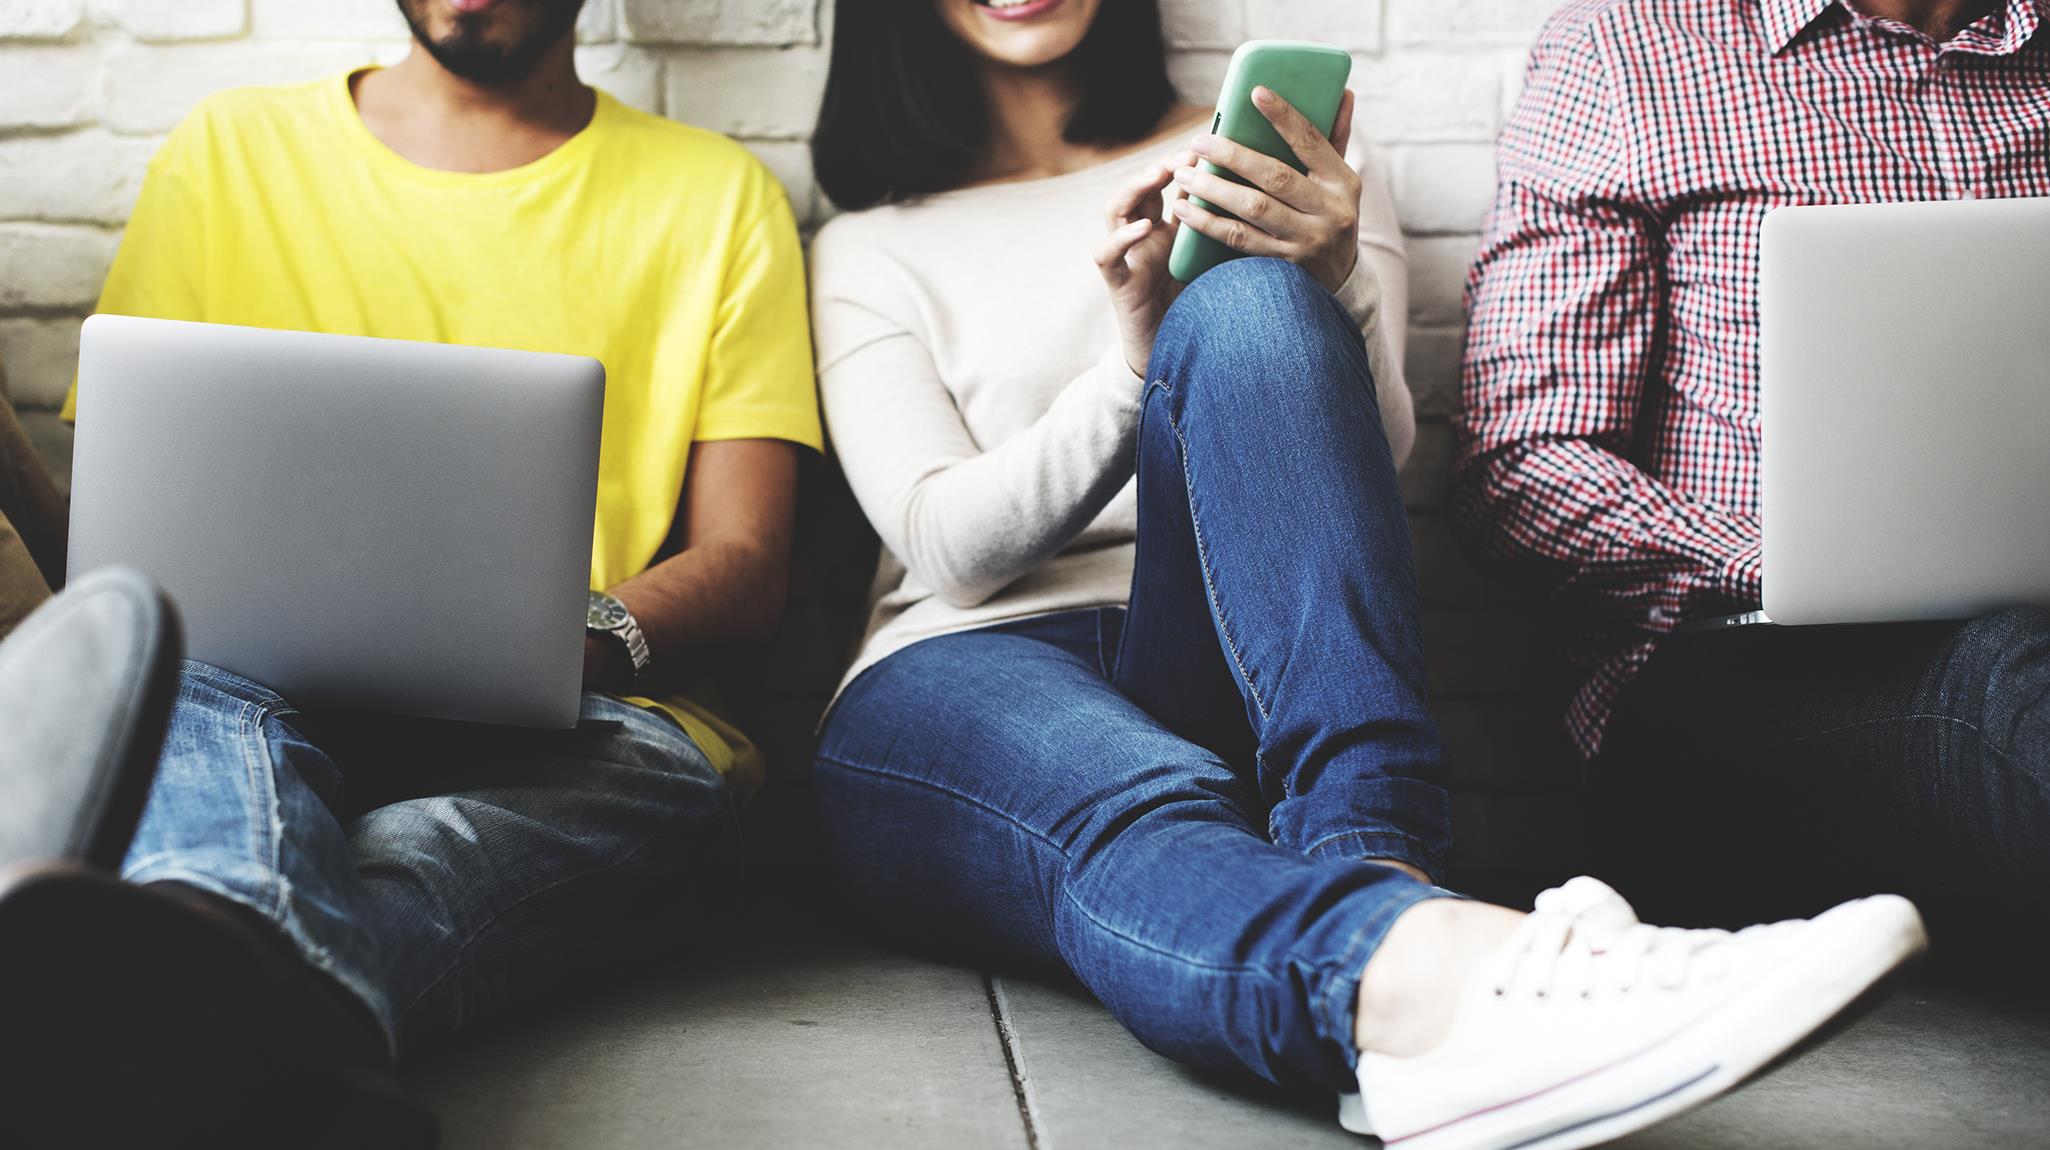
[397, 0, 585, 87]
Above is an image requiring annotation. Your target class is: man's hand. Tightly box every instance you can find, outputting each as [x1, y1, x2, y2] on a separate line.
[581, 438, 800, 695]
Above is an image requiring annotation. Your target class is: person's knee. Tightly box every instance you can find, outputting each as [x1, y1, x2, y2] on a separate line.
[558, 708, 734, 846]
[177, 660, 289, 709]
[581, 695, 723, 777]
[353, 794, 484, 872]
[1950, 606, 2050, 653]
[1067, 745, 1259, 862]
[1930, 607, 2050, 751]
[1176, 255, 1326, 321]
[1148, 257, 1366, 416]
[166, 661, 293, 742]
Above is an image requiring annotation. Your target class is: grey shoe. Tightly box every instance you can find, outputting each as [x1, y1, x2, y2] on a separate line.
[0, 566, 180, 872]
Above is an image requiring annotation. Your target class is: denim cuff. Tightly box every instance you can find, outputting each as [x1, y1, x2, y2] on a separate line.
[1314, 877, 1465, 1079]
[1299, 829, 1449, 888]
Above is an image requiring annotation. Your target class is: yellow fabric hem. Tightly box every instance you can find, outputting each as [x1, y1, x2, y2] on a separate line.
[628, 693, 765, 804]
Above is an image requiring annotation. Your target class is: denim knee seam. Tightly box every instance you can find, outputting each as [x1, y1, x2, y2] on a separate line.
[232, 695, 288, 917]
[1151, 379, 1273, 727]
[1787, 711, 2006, 757]
[229, 692, 405, 1053]
[814, 752, 1070, 857]
[1059, 885, 1275, 976]
[1165, 394, 1293, 811]
[1788, 713, 2049, 813]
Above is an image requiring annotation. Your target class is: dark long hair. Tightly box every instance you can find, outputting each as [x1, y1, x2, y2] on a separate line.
[812, 0, 1177, 211]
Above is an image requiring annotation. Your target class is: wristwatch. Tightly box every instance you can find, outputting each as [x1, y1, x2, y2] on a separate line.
[586, 591, 651, 680]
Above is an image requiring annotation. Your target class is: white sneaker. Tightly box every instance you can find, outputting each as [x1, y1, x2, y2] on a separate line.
[1341, 877, 1926, 1150]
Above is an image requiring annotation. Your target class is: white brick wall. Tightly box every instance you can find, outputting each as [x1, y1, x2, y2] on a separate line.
[0, 0, 1577, 865]
[0, 0, 1553, 422]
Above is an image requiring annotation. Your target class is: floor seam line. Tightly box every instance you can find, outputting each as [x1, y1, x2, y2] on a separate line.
[985, 973, 1048, 1150]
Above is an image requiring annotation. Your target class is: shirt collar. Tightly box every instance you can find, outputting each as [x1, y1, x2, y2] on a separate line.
[1966, 0, 2044, 56]
[1762, 0, 1838, 53]
[1764, 0, 2047, 56]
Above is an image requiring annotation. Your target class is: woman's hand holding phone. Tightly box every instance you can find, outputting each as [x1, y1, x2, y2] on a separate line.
[1096, 156, 1190, 380]
[1170, 86, 1362, 293]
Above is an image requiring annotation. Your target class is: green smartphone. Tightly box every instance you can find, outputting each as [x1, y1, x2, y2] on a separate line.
[1168, 40, 1355, 284]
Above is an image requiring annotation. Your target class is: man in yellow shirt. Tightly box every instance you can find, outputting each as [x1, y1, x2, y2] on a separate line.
[0, 1, 820, 1144]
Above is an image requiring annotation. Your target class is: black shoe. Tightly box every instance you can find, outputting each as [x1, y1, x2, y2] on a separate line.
[0, 866, 439, 1150]
[0, 566, 180, 871]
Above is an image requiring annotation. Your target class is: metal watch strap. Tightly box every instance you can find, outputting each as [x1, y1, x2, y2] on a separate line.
[614, 612, 651, 678]
[589, 592, 652, 680]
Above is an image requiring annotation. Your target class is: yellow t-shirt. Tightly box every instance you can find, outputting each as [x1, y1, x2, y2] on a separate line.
[66, 72, 823, 796]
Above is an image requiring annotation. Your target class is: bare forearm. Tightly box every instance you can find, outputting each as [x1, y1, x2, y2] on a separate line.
[627, 538, 789, 651]
[582, 438, 800, 694]
[585, 540, 789, 694]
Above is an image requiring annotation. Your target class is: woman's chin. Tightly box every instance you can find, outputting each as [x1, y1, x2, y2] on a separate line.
[946, 0, 1098, 68]
[978, 38, 1083, 69]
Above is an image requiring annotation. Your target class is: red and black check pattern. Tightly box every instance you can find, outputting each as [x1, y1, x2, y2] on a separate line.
[1456, 0, 2050, 758]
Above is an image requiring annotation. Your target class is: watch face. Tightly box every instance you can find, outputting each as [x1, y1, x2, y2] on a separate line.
[588, 592, 629, 630]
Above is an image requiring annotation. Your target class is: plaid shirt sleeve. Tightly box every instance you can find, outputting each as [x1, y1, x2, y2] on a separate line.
[1452, 15, 1763, 640]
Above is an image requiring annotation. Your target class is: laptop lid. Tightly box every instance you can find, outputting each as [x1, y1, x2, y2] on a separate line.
[69, 315, 604, 729]
[1759, 198, 2050, 627]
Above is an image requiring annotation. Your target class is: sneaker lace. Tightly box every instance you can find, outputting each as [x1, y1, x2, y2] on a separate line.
[1485, 878, 1777, 1000]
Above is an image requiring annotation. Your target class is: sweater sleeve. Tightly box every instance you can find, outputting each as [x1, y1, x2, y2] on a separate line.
[1335, 126, 1415, 469]
[812, 228, 1144, 610]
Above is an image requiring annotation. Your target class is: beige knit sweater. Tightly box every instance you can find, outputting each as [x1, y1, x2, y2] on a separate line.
[810, 122, 1413, 695]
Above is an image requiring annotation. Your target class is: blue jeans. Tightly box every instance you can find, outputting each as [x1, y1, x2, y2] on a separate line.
[119, 661, 737, 1053]
[1594, 610, 2050, 920]
[814, 258, 1456, 1091]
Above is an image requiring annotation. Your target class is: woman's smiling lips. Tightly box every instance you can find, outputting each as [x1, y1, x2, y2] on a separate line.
[973, 0, 1068, 22]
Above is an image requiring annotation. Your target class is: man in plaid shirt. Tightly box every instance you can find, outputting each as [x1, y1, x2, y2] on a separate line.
[1458, 0, 2050, 913]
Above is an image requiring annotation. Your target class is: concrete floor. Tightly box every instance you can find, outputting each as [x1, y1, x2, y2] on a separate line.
[412, 913, 2050, 1150]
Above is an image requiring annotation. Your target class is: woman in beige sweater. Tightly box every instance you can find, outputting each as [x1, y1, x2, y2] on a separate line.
[803, 3, 1923, 1145]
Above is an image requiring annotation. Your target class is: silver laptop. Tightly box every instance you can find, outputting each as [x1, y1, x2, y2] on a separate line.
[1686, 197, 2050, 633]
[69, 315, 605, 728]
